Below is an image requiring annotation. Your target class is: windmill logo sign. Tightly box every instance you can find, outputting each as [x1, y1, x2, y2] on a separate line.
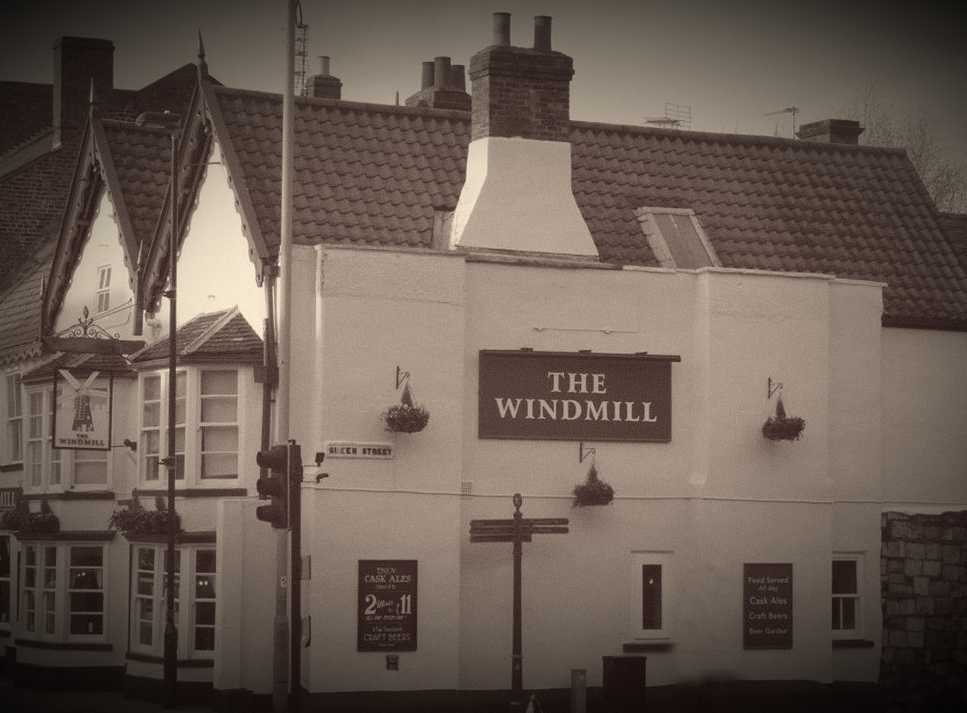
[53, 370, 114, 451]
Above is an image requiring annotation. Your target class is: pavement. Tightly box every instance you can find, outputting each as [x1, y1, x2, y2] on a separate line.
[0, 673, 215, 713]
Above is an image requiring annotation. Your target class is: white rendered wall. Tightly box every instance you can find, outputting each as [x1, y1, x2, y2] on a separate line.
[150, 140, 265, 335]
[881, 328, 967, 507]
[53, 190, 137, 339]
[451, 138, 598, 258]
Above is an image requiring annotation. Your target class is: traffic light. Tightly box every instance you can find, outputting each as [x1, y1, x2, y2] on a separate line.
[256, 444, 288, 528]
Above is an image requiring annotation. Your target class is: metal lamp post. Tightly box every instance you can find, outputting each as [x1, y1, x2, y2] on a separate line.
[137, 108, 182, 707]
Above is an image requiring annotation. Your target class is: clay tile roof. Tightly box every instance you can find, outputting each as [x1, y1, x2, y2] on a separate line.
[209, 86, 967, 329]
[939, 212, 967, 274]
[0, 82, 52, 155]
[100, 119, 172, 249]
[21, 350, 135, 383]
[130, 308, 262, 366]
[0, 256, 48, 365]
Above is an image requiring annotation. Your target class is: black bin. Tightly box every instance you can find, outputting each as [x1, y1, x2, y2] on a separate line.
[602, 655, 646, 712]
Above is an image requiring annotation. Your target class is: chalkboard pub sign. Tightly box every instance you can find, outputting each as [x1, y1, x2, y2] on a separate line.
[357, 560, 418, 651]
[478, 350, 680, 442]
[743, 563, 793, 649]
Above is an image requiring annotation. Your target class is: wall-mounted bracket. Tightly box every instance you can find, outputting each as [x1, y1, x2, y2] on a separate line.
[579, 442, 596, 463]
[395, 366, 410, 390]
[768, 377, 783, 399]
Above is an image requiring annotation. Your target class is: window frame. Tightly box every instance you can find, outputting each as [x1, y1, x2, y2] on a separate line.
[96, 265, 112, 314]
[129, 543, 216, 660]
[832, 553, 863, 639]
[138, 367, 245, 487]
[4, 371, 23, 465]
[22, 383, 109, 493]
[18, 541, 108, 643]
[199, 369, 239, 480]
[0, 534, 11, 630]
[634, 207, 719, 270]
[629, 551, 672, 640]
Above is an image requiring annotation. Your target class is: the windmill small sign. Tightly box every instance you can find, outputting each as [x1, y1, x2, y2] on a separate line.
[53, 370, 114, 451]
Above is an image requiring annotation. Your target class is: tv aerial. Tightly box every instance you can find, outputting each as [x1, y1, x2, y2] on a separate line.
[765, 106, 799, 137]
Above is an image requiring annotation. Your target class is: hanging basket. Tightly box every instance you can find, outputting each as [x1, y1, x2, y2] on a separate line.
[572, 464, 615, 507]
[762, 396, 806, 441]
[1, 498, 60, 534]
[383, 382, 430, 433]
[108, 494, 181, 536]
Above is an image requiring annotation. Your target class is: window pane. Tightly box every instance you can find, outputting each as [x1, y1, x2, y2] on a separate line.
[7, 374, 21, 414]
[144, 376, 160, 401]
[202, 453, 237, 479]
[142, 430, 160, 454]
[45, 546, 57, 567]
[70, 569, 103, 590]
[144, 456, 159, 481]
[832, 560, 857, 595]
[175, 373, 186, 398]
[7, 421, 22, 461]
[44, 567, 57, 588]
[195, 626, 215, 651]
[196, 549, 216, 574]
[71, 547, 103, 567]
[0, 537, 9, 576]
[75, 460, 107, 485]
[137, 548, 155, 571]
[642, 564, 662, 630]
[831, 599, 841, 629]
[70, 592, 103, 612]
[202, 426, 237, 452]
[25, 546, 36, 566]
[70, 614, 103, 635]
[841, 598, 856, 630]
[201, 397, 236, 423]
[174, 399, 186, 425]
[137, 572, 155, 596]
[202, 370, 237, 395]
[195, 601, 215, 626]
[139, 621, 153, 646]
[195, 575, 215, 600]
[143, 402, 160, 428]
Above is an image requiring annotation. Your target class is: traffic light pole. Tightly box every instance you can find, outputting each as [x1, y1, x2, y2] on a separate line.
[273, 2, 297, 710]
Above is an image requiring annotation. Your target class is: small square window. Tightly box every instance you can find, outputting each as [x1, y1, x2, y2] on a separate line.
[832, 555, 862, 638]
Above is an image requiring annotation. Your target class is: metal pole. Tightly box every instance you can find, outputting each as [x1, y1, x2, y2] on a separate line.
[290, 444, 302, 713]
[163, 121, 179, 709]
[511, 493, 523, 709]
[273, 0, 297, 710]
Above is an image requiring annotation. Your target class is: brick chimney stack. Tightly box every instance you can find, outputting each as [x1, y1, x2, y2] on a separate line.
[797, 119, 864, 146]
[53, 37, 114, 145]
[450, 14, 597, 258]
[404, 56, 470, 111]
[307, 56, 342, 100]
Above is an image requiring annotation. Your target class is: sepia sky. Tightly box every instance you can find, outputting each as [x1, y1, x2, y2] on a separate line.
[1, 0, 965, 158]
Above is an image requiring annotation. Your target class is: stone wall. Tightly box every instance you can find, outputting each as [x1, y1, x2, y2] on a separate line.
[881, 511, 967, 705]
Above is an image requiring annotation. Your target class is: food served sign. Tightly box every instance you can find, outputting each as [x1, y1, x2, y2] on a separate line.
[478, 350, 680, 442]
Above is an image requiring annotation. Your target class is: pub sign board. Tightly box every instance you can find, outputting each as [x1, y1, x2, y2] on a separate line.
[743, 563, 793, 649]
[357, 560, 417, 651]
[53, 370, 114, 451]
[478, 350, 680, 442]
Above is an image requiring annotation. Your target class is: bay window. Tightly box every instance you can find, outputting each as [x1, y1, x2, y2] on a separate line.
[138, 368, 243, 486]
[19, 542, 107, 642]
[130, 544, 216, 659]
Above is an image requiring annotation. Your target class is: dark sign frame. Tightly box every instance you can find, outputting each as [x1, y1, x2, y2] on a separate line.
[743, 562, 793, 650]
[478, 350, 680, 442]
[357, 559, 418, 652]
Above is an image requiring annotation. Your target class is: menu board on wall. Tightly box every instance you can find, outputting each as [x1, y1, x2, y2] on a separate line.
[357, 560, 417, 651]
[743, 563, 793, 649]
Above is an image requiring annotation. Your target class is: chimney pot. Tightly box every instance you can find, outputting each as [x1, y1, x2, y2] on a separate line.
[318, 56, 331, 76]
[433, 56, 451, 90]
[534, 16, 552, 52]
[493, 12, 511, 46]
[308, 57, 342, 100]
[421, 61, 435, 89]
[449, 65, 466, 92]
[797, 119, 864, 145]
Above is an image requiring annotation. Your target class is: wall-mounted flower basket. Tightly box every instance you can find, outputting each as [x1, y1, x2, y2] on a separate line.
[572, 464, 615, 507]
[762, 396, 806, 441]
[0, 498, 60, 534]
[109, 494, 181, 536]
[383, 382, 430, 433]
